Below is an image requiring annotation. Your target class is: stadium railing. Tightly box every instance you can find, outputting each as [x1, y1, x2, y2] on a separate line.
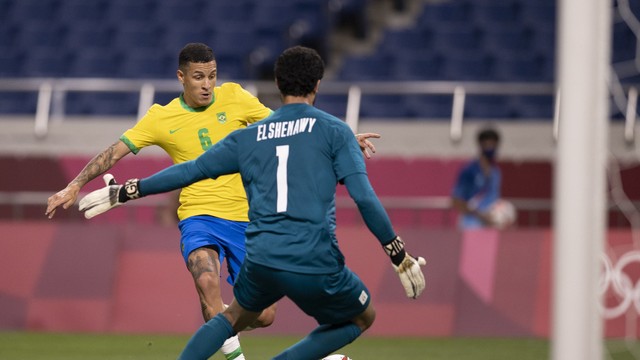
[0, 77, 556, 139]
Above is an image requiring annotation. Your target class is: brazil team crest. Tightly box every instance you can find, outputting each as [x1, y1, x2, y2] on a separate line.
[217, 112, 227, 124]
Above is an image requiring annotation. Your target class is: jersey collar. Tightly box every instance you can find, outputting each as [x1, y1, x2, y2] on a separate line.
[179, 92, 215, 112]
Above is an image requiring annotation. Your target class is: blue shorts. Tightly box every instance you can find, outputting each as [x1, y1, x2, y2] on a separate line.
[178, 215, 249, 286]
[233, 261, 371, 325]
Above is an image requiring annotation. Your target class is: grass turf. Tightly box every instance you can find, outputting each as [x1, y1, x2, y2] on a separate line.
[0, 331, 636, 359]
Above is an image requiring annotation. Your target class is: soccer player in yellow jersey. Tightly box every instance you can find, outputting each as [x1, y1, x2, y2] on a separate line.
[46, 43, 379, 360]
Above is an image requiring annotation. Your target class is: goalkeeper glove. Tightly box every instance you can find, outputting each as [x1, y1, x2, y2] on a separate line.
[383, 236, 426, 299]
[78, 174, 141, 219]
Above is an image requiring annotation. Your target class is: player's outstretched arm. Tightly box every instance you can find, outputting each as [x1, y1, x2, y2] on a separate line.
[355, 132, 380, 159]
[45, 141, 131, 219]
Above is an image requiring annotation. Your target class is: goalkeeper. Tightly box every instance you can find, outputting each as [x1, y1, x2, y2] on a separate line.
[79, 46, 426, 360]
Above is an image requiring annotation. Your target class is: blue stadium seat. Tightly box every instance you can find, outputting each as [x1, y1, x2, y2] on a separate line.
[106, 0, 159, 24]
[0, 51, 24, 77]
[0, 22, 21, 54]
[57, 0, 111, 24]
[64, 21, 115, 52]
[211, 24, 257, 59]
[612, 21, 635, 63]
[521, 3, 556, 28]
[464, 95, 514, 119]
[510, 95, 554, 119]
[441, 53, 494, 81]
[472, 1, 522, 26]
[162, 25, 215, 55]
[359, 94, 411, 118]
[253, 3, 297, 34]
[530, 27, 555, 60]
[215, 54, 248, 80]
[113, 23, 166, 52]
[339, 54, 396, 81]
[328, 0, 369, 39]
[18, 21, 68, 49]
[206, 1, 254, 24]
[394, 52, 444, 81]
[417, 1, 473, 28]
[22, 48, 73, 77]
[65, 92, 139, 116]
[429, 25, 484, 56]
[379, 28, 430, 55]
[69, 50, 122, 78]
[315, 95, 348, 119]
[404, 95, 454, 119]
[493, 54, 548, 82]
[119, 50, 174, 79]
[247, 33, 288, 80]
[0, 92, 38, 114]
[155, 0, 208, 24]
[482, 26, 534, 57]
[9, 0, 61, 22]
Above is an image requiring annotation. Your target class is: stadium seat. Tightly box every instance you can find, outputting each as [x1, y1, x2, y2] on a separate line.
[417, 1, 473, 28]
[612, 21, 636, 63]
[57, 0, 111, 24]
[106, 0, 159, 24]
[429, 25, 484, 56]
[404, 94, 454, 119]
[113, 23, 167, 53]
[339, 54, 396, 81]
[211, 24, 257, 59]
[206, 1, 255, 24]
[155, 0, 208, 24]
[215, 54, 249, 80]
[493, 54, 547, 82]
[482, 25, 534, 57]
[520, 3, 556, 28]
[379, 28, 430, 56]
[65, 92, 139, 116]
[22, 48, 73, 77]
[0, 51, 24, 77]
[464, 95, 515, 119]
[0, 22, 21, 55]
[441, 53, 494, 81]
[8, 0, 61, 22]
[328, 0, 369, 39]
[119, 50, 174, 79]
[64, 21, 115, 53]
[162, 25, 215, 54]
[0, 92, 38, 114]
[472, 1, 522, 26]
[315, 94, 349, 118]
[17, 21, 68, 49]
[68, 50, 123, 78]
[510, 95, 554, 119]
[393, 52, 444, 81]
[359, 94, 411, 118]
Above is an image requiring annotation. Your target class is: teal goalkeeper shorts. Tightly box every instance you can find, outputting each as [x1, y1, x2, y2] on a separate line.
[178, 215, 249, 286]
[234, 260, 371, 325]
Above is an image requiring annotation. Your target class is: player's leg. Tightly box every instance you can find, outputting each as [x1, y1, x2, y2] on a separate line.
[272, 267, 373, 359]
[179, 216, 246, 360]
[178, 300, 261, 360]
[179, 260, 282, 359]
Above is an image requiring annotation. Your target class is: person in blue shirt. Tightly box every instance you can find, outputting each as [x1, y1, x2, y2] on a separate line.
[451, 127, 502, 229]
[78, 46, 426, 360]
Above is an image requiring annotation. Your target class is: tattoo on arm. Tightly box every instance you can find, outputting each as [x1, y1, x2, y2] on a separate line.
[70, 142, 121, 188]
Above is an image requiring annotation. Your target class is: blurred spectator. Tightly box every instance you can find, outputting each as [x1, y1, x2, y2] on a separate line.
[451, 127, 502, 229]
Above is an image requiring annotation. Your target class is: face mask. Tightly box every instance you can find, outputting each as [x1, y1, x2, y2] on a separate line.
[482, 149, 496, 162]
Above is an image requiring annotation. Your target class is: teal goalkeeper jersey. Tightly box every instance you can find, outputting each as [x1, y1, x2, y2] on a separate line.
[138, 103, 396, 273]
[194, 103, 369, 274]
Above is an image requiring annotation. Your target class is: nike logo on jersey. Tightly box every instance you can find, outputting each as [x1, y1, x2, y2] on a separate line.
[169, 128, 182, 134]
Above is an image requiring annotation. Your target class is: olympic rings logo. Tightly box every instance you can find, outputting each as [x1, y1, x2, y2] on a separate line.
[599, 251, 640, 319]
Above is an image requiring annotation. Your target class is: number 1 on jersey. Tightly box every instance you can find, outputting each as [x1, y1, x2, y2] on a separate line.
[276, 145, 289, 212]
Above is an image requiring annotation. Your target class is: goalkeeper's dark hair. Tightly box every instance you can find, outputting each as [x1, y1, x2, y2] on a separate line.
[274, 46, 324, 97]
[179, 43, 215, 71]
[477, 127, 500, 144]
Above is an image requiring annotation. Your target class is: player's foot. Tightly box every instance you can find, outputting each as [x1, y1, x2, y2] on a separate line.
[221, 335, 245, 360]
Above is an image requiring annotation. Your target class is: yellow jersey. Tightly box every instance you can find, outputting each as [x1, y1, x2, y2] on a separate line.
[120, 82, 272, 221]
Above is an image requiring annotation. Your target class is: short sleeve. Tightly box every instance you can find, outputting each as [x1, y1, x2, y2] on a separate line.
[236, 85, 272, 124]
[120, 105, 160, 154]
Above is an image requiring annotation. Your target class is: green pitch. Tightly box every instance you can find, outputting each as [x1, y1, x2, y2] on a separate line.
[0, 331, 637, 359]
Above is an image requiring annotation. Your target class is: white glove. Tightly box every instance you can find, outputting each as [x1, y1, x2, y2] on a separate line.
[78, 174, 140, 219]
[383, 236, 426, 299]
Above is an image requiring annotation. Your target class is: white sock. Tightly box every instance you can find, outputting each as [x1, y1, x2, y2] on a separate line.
[221, 334, 245, 360]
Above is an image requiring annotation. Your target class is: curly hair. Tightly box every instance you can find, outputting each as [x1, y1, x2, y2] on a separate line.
[178, 43, 215, 71]
[274, 46, 324, 97]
